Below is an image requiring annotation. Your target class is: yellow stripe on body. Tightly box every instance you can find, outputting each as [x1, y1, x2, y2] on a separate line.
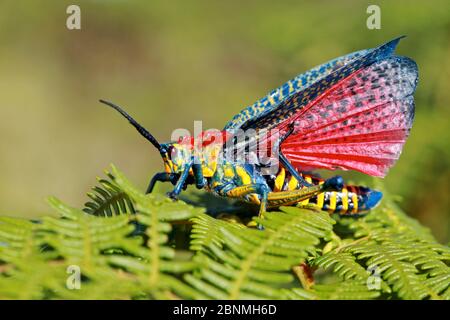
[316, 181, 325, 208]
[288, 176, 298, 191]
[235, 166, 251, 185]
[274, 168, 285, 192]
[341, 188, 348, 213]
[329, 192, 337, 212]
[224, 167, 234, 178]
[352, 192, 358, 213]
[203, 167, 215, 177]
[234, 166, 259, 204]
[202, 159, 218, 177]
[300, 176, 313, 205]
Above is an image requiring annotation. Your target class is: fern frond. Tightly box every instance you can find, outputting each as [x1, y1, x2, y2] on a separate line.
[104, 166, 205, 299]
[187, 207, 335, 299]
[45, 196, 137, 274]
[1, 166, 448, 300]
[0, 216, 39, 264]
[0, 166, 205, 299]
[313, 251, 370, 280]
[311, 250, 391, 293]
[0, 257, 67, 299]
[328, 195, 450, 299]
[83, 173, 135, 217]
[342, 240, 432, 299]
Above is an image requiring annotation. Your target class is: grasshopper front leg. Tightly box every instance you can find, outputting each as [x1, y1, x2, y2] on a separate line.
[167, 161, 193, 200]
[167, 156, 208, 199]
[146, 172, 177, 194]
[147, 156, 205, 195]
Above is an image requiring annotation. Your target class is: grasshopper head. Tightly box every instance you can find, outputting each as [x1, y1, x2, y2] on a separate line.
[161, 131, 223, 178]
[160, 142, 193, 175]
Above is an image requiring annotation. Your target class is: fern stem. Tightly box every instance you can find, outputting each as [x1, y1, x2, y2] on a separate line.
[293, 263, 315, 290]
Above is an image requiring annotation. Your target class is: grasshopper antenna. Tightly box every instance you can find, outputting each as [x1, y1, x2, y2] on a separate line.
[99, 99, 162, 151]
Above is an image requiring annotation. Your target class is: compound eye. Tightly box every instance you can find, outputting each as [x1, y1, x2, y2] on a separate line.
[168, 146, 177, 160]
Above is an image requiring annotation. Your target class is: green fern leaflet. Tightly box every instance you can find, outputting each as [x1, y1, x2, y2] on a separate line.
[0, 166, 448, 300]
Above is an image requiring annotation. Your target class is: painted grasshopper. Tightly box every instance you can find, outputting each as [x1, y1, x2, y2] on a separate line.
[100, 37, 417, 220]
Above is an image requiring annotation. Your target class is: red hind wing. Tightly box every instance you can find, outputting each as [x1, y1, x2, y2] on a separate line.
[281, 56, 418, 177]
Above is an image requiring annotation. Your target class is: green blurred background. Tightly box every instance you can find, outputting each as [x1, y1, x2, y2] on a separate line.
[0, 0, 449, 242]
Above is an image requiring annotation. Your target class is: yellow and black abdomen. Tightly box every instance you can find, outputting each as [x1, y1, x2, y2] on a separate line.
[313, 185, 383, 215]
[268, 168, 382, 215]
